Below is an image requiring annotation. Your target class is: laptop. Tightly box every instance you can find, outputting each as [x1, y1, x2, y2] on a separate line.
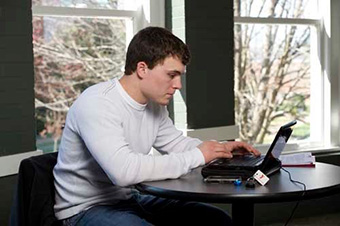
[201, 120, 297, 179]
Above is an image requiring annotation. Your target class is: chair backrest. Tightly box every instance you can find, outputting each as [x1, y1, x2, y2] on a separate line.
[10, 152, 61, 226]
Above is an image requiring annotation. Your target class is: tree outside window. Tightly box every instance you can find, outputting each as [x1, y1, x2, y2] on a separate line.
[234, 0, 316, 144]
[33, 0, 128, 152]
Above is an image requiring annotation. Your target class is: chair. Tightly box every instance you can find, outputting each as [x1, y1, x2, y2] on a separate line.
[9, 152, 61, 226]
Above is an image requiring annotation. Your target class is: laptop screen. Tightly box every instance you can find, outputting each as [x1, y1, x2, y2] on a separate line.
[263, 123, 295, 166]
[272, 135, 288, 158]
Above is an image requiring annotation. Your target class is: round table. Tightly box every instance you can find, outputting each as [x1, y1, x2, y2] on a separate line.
[136, 163, 340, 226]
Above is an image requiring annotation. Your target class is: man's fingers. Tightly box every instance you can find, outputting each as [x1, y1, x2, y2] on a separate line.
[224, 141, 260, 156]
[216, 151, 233, 159]
[244, 145, 260, 155]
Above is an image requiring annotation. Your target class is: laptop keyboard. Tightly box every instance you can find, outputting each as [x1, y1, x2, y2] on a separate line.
[214, 155, 264, 167]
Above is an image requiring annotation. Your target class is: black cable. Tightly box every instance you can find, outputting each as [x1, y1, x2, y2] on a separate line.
[281, 167, 307, 226]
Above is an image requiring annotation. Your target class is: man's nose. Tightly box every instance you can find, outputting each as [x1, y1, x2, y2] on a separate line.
[173, 76, 182, 90]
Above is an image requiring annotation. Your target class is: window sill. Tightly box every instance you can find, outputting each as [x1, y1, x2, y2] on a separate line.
[0, 150, 43, 178]
[255, 142, 340, 156]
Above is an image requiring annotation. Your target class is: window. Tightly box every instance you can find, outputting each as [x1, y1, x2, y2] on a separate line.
[233, 0, 333, 152]
[32, 0, 164, 153]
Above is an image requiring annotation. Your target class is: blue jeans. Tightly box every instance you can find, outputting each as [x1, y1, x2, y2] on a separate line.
[63, 192, 232, 226]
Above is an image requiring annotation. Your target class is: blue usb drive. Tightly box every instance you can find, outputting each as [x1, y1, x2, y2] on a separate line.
[234, 179, 242, 186]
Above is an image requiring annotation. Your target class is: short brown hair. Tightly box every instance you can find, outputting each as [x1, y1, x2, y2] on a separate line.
[124, 27, 191, 75]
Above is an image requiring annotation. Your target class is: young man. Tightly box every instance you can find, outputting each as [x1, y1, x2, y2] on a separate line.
[53, 26, 260, 226]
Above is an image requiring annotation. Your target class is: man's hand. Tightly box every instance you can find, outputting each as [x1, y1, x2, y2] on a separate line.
[198, 140, 260, 164]
[223, 141, 261, 157]
[198, 141, 233, 163]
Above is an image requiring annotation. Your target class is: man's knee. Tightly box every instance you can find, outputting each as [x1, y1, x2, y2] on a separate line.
[74, 205, 153, 226]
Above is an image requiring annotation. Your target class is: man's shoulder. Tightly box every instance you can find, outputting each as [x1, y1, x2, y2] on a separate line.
[82, 79, 118, 98]
[69, 80, 122, 116]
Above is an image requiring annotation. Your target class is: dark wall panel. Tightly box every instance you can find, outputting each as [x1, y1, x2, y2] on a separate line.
[184, 0, 234, 129]
[0, 0, 35, 156]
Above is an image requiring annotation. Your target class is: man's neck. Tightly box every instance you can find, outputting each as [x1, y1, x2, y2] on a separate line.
[119, 75, 147, 104]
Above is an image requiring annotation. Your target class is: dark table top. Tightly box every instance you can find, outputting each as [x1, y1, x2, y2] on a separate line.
[136, 162, 340, 204]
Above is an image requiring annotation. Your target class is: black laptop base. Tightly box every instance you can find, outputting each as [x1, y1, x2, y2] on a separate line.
[201, 120, 296, 180]
[201, 158, 282, 180]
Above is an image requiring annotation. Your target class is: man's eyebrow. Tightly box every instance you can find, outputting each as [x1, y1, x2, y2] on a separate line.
[167, 70, 183, 75]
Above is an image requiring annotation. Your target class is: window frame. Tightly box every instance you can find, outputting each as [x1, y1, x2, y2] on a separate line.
[32, 0, 165, 44]
[234, 0, 340, 154]
[0, 0, 165, 178]
[31, 1, 166, 152]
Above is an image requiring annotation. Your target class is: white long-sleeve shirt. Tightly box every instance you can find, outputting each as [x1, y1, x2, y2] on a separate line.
[53, 78, 205, 219]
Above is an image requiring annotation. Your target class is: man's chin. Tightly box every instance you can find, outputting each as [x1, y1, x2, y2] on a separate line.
[151, 96, 172, 106]
[157, 98, 171, 106]
[159, 100, 170, 106]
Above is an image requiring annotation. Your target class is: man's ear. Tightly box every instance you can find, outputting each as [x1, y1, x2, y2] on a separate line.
[136, 62, 148, 79]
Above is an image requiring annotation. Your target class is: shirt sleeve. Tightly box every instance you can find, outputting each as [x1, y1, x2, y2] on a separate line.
[74, 97, 205, 187]
[153, 106, 204, 154]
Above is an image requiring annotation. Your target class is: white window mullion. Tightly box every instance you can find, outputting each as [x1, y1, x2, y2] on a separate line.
[329, 0, 340, 147]
[310, 24, 326, 146]
[234, 16, 320, 26]
[32, 6, 138, 19]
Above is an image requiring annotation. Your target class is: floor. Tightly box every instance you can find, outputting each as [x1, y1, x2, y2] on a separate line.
[264, 212, 340, 226]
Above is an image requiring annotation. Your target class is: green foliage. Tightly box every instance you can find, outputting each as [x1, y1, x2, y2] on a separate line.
[291, 123, 310, 139]
[278, 94, 309, 117]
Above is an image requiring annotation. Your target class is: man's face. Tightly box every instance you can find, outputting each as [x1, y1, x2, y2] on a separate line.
[140, 56, 185, 105]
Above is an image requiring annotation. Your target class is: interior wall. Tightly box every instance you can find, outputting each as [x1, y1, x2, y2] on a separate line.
[184, 0, 235, 129]
[0, 0, 35, 224]
[0, 0, 36, 157]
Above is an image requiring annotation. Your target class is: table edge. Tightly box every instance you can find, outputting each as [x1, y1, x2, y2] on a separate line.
[136, 182, 340, 204]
